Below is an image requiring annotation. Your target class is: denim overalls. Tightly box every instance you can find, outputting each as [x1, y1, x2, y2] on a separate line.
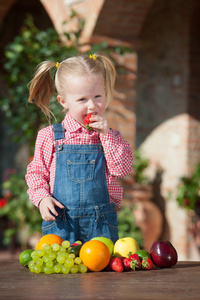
[42, 123, 119, 244]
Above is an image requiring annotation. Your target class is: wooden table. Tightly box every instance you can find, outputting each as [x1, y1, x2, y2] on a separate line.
[0, 261, 200, 300]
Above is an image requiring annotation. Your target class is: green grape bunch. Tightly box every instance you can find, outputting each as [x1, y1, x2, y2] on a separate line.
[26, 240, 87, 274]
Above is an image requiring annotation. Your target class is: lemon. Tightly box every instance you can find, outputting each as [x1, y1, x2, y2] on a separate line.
[19, 249, 34, 267]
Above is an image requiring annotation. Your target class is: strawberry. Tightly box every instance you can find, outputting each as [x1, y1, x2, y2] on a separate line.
[142, 258, 154, 270]
[109, 257, 124, 272]
[129, 254, 142, 270]
[123, 258, 132, 271]
[83, 113, 93, 130]
[70, 242, 80, 247]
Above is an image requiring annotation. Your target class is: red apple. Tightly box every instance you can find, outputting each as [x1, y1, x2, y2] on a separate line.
[150, 241, 178, 268]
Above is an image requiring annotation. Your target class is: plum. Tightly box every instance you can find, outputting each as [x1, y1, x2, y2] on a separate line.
[150, 241, 178, 268]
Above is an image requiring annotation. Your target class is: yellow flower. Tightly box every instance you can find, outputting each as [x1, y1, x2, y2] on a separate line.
[89, 54, 97, 60]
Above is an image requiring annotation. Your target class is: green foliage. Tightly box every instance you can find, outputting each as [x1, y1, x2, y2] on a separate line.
[0, 170, 42, 246]
[0, 14, 132, 151]
[0, 15, 79, 150]
[133, 150, 149, 184]
[117, 205, 143, 249]
[176, 163, 200, 214]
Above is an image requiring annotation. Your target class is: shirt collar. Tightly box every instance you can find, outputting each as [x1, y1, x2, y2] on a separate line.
[62, 113, 83, 133]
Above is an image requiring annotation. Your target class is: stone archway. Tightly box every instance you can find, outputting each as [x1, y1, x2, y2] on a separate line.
[40, 0, 105, 43]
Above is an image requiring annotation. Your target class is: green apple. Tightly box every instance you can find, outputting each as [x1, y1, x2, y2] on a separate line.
[91, 237, 114, 256]
[113, 237, 140, 258]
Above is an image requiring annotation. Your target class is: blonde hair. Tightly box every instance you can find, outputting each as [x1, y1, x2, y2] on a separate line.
[28, 52, 116, 119]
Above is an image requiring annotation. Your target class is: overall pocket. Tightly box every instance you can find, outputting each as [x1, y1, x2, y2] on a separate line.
[67, 160, 95, 183]
[101, 210, 119, 230]
[98, 209, 119, 243]
[42, 220, 57, 233]
[42, 210, 64, 234]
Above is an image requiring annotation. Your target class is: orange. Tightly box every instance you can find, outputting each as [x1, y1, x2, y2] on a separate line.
[35, 234, 63, 250]
[79, 240, 110, 272]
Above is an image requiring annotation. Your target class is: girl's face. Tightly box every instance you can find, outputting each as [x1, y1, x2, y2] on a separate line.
[57, 73, 106, 124]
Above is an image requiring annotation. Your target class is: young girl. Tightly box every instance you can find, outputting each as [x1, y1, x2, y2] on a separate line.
[26, 52, 133, 244]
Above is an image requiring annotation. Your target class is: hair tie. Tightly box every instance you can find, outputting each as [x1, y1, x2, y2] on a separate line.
[56, 62, 60, 68]
[89, 54, 97, 60]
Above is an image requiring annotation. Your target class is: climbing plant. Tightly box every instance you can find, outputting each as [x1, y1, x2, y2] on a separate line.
[0, 15, 79, 150]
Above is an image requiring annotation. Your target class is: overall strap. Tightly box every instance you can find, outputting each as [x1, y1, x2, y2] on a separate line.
[52, 123, 65, 141]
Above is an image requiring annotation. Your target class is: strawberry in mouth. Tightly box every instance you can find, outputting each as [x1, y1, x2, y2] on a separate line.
[83, 113, 93, 130]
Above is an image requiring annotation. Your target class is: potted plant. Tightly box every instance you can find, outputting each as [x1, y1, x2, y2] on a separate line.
[176, 163, 200, 215]
[0, 168, 42, 249]
[133, 150, 149, 185]
[176, 163, 200, 253]
[117, 205, 143, 249]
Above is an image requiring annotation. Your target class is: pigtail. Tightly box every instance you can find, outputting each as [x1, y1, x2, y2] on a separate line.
[95, 52, 116, 106]
[28, 61, 57, 120]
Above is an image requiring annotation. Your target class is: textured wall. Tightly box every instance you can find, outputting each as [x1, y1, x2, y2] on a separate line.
[136, 0, 200, 259]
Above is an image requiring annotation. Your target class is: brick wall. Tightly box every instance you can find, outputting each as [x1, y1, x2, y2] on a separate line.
[136, 0, 200, 259]
[93, 0, 154, 42]
[187, 0, 200, 174]
[107, 52, 137, 152]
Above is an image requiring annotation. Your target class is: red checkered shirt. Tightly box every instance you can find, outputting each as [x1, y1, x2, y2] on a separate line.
[26, 113, 133, 208]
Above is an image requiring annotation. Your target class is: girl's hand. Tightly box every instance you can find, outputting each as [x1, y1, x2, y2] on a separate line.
[90, 114, 110, 135]
[39, 196, 65, 221]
